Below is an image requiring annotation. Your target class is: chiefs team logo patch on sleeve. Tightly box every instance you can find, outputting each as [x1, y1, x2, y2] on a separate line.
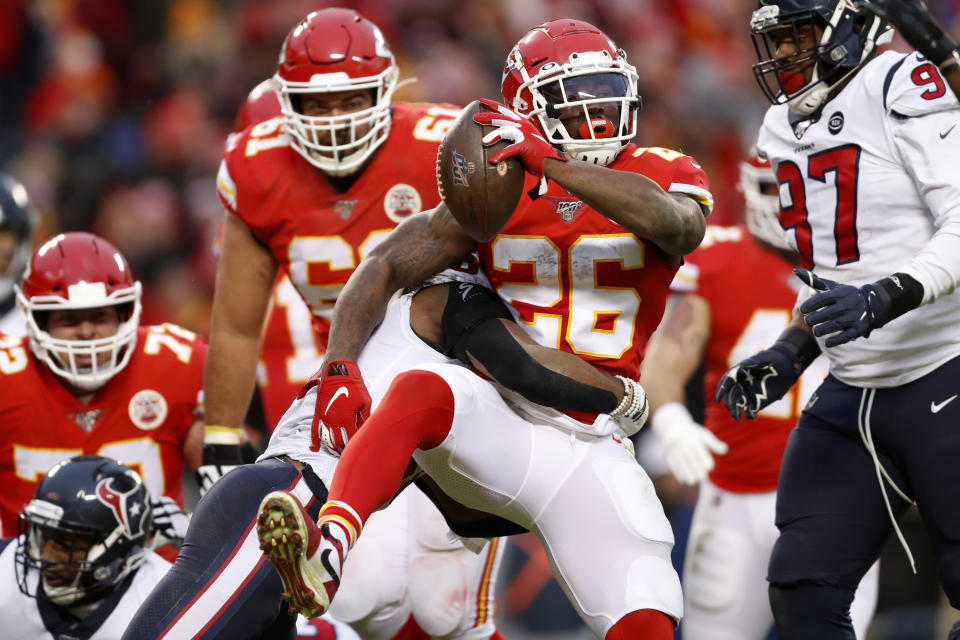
[129, 389, 169, 430]
[384, 183, 423, 223]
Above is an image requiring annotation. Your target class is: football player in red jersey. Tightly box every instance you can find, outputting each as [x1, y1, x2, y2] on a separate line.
[128, 9, 508, 640]
[640, 154, 879, 639]
[0, 232, 203, 550]
[257, 18, 711, 640]
[203, 7, 460, 480]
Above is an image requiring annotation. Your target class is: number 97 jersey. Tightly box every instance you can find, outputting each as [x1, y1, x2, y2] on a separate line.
[476, 144, 712, 381]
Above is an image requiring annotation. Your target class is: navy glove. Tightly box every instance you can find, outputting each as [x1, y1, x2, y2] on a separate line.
[856, 0, 959, 68]
[715, 343, 807, 421]
[794, 268, 900, 347]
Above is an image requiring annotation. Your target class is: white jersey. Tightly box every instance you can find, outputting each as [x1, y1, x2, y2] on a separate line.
[261, 272, 505, 640]
[0, 537, 171, 639]
[757, 50, 960, 387]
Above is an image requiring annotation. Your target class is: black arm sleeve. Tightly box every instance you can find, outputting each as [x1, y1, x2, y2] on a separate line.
[440, 283, 619, 413]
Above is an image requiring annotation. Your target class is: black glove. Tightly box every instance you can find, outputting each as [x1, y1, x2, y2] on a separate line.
[857, 0, 960, 67]
[715, 327, 820, 421]
[197, 442, 242, 497]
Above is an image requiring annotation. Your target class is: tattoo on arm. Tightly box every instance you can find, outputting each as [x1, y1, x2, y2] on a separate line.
[325, 206, 474, 363]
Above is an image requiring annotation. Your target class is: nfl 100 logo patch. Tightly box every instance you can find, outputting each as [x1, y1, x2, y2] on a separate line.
[546, 197, 585, 223]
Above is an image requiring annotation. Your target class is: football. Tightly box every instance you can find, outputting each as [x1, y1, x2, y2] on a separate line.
[436, 100, 525, 242]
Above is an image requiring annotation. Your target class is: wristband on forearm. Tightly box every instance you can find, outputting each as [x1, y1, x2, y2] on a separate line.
[772, 326, 821, 375]
[203, 425, 242, 445]
[874, 272, 925, 324]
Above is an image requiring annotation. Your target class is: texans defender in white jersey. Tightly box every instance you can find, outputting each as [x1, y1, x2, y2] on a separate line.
[716, 1, 960, 639]
[642, 155, 878, 640]
[0, 456, 170, 640]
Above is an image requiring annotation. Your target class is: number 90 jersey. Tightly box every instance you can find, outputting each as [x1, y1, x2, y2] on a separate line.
[0, 325, 206, 536]
[216, 102, 461, 325]
[476, 145, 712, 380]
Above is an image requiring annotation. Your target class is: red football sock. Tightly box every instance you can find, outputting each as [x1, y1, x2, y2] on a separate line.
[327, 369, 455, 524]
[604, 609, 675, 640]
[486, 630, 510, 640]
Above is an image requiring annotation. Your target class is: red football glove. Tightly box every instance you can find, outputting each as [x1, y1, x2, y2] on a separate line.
[302, 360, 372, 454]
[472, 98, 567, 177]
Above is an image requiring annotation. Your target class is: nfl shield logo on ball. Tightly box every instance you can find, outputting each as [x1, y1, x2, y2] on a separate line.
[451, 148, 475, 187]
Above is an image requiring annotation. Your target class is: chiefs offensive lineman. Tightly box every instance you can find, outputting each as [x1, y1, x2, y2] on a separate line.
[0, 232, 203, 552]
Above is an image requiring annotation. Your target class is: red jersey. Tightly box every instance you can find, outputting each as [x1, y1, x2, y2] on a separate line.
[0, 325, 205, 536]
[477, 145, 712, 380]
[671, 226, 827, 492]
[217, 102, 460, 424]
[257, 273, 325, 428]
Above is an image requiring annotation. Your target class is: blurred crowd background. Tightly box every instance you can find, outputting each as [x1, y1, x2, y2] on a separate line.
[3, 1, 959, 638]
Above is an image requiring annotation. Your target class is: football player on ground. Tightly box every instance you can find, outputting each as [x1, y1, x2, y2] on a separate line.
[641, 154, 878, 639]
[0, 172, 36, 336]
[256, 18, 711, 640]
[0, 232, 202, 553]
[0, 456, 169, 639]
[716, 1, 960, 638]
[127, 9, 508, 640]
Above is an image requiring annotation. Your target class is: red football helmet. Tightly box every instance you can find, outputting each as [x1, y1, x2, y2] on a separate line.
[273, 8, 398, 176]
[501, 19, 640, 166]
[15, 232, 142, 390]
[739, 151, 791, 252]
[235, 78, 282, 132]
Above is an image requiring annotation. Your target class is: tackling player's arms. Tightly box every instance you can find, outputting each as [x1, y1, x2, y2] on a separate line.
[324, 203, 475, 364]
[410, 283, 622, 413]
[544, 157, 707, 257]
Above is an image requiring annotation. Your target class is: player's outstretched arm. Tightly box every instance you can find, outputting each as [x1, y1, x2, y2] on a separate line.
[643, 294, 728, 485]
[858, 0, 960, 100]
[324, 203, 476, 364]
[543, 158, 706, 256]
[200, 212, 277, 489]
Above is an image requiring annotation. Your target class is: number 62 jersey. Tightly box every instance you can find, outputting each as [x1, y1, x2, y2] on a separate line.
[0, 325, 206, 536]
[757, 50, 960, 387]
